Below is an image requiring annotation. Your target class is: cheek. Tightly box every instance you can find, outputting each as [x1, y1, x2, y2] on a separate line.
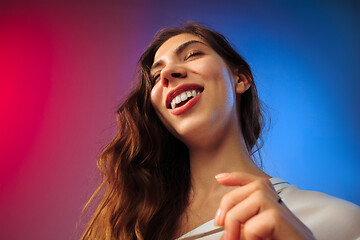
[150, 84, 163, 111]
[205, 62, 237, 109]
[197, 57, 233, 84]
[150, 85, 177, 135]
[205, 62, 235, 92]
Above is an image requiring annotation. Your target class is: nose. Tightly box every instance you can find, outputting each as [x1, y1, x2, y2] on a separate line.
[160, 65, 187, 87]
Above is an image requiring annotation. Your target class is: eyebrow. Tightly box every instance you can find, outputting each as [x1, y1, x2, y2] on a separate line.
[150, 40, 207, 71]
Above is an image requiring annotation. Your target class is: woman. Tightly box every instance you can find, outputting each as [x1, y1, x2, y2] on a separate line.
[81, 22, 360, 240]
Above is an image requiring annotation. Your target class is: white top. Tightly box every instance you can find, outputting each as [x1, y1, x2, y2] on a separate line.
[177, 178, 360, 240]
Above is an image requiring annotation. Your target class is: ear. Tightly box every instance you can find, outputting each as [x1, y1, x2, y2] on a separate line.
[234, 72, 251, 94]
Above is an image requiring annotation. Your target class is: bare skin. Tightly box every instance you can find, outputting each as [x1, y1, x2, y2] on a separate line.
[150, 33, 314, 239]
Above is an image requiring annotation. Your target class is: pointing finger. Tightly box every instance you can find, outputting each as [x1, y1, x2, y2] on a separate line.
[215, 172, 269, 187]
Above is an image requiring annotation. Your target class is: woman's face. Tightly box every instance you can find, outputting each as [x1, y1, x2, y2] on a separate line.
[150, 33, 242, 146]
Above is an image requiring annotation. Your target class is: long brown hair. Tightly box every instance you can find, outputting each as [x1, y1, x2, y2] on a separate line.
[81, 21, 264, 240]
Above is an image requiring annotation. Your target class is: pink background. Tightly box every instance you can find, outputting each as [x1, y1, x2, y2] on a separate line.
[0, 2, 153, 239]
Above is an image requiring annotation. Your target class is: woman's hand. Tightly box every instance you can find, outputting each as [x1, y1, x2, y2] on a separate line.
[214, 172, 315, 240]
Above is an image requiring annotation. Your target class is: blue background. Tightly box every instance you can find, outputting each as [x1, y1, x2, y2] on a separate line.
[146, 0, 360, 204]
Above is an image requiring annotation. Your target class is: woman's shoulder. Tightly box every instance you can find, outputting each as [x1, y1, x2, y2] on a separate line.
[275, 179, 360, 240]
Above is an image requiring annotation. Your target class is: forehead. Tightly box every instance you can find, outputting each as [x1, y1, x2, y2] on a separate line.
[153, 33, 207, 62]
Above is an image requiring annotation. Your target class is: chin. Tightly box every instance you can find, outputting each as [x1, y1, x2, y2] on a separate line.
[171, 118, 214, 145]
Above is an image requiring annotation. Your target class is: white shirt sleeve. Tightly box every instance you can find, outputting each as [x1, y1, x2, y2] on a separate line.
[279, 183, 360, 240]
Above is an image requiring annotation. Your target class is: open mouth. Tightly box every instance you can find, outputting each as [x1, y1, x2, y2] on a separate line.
[168, 89, 203, 109]
[166, 85, 204, 109]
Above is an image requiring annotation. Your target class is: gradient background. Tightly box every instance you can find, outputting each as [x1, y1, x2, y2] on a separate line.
[0, 0, 359, 239]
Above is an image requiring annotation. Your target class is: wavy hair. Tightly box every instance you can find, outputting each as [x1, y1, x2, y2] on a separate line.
[81, 21, 264, 240]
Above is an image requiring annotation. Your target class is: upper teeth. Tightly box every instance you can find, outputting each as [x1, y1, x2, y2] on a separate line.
[171, 90, 201, 109]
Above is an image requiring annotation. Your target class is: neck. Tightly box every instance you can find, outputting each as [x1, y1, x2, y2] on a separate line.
[187, 122, 269, 197]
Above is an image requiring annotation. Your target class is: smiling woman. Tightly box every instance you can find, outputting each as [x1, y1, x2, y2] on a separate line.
[81, 22, 360, 240]
[150, 34, 247, 141]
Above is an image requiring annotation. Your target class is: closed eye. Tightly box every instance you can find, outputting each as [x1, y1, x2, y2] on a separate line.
[185, 50, 203, 60]
[151, 50, 203, 84]
[152, 73, 160, 82]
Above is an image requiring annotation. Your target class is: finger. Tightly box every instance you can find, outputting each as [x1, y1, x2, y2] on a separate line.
[244, 208, 312, 240]
[215, 172, 270, 187]
[243, 209, 315, 240]
[242, 209, 280, 240]
[223, 192, 261, 240]
[223, 190, 276, 240]
[215, 179, 279, 226]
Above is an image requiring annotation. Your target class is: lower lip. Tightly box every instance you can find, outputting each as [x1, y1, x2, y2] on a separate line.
[169, 93, 202, 115]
